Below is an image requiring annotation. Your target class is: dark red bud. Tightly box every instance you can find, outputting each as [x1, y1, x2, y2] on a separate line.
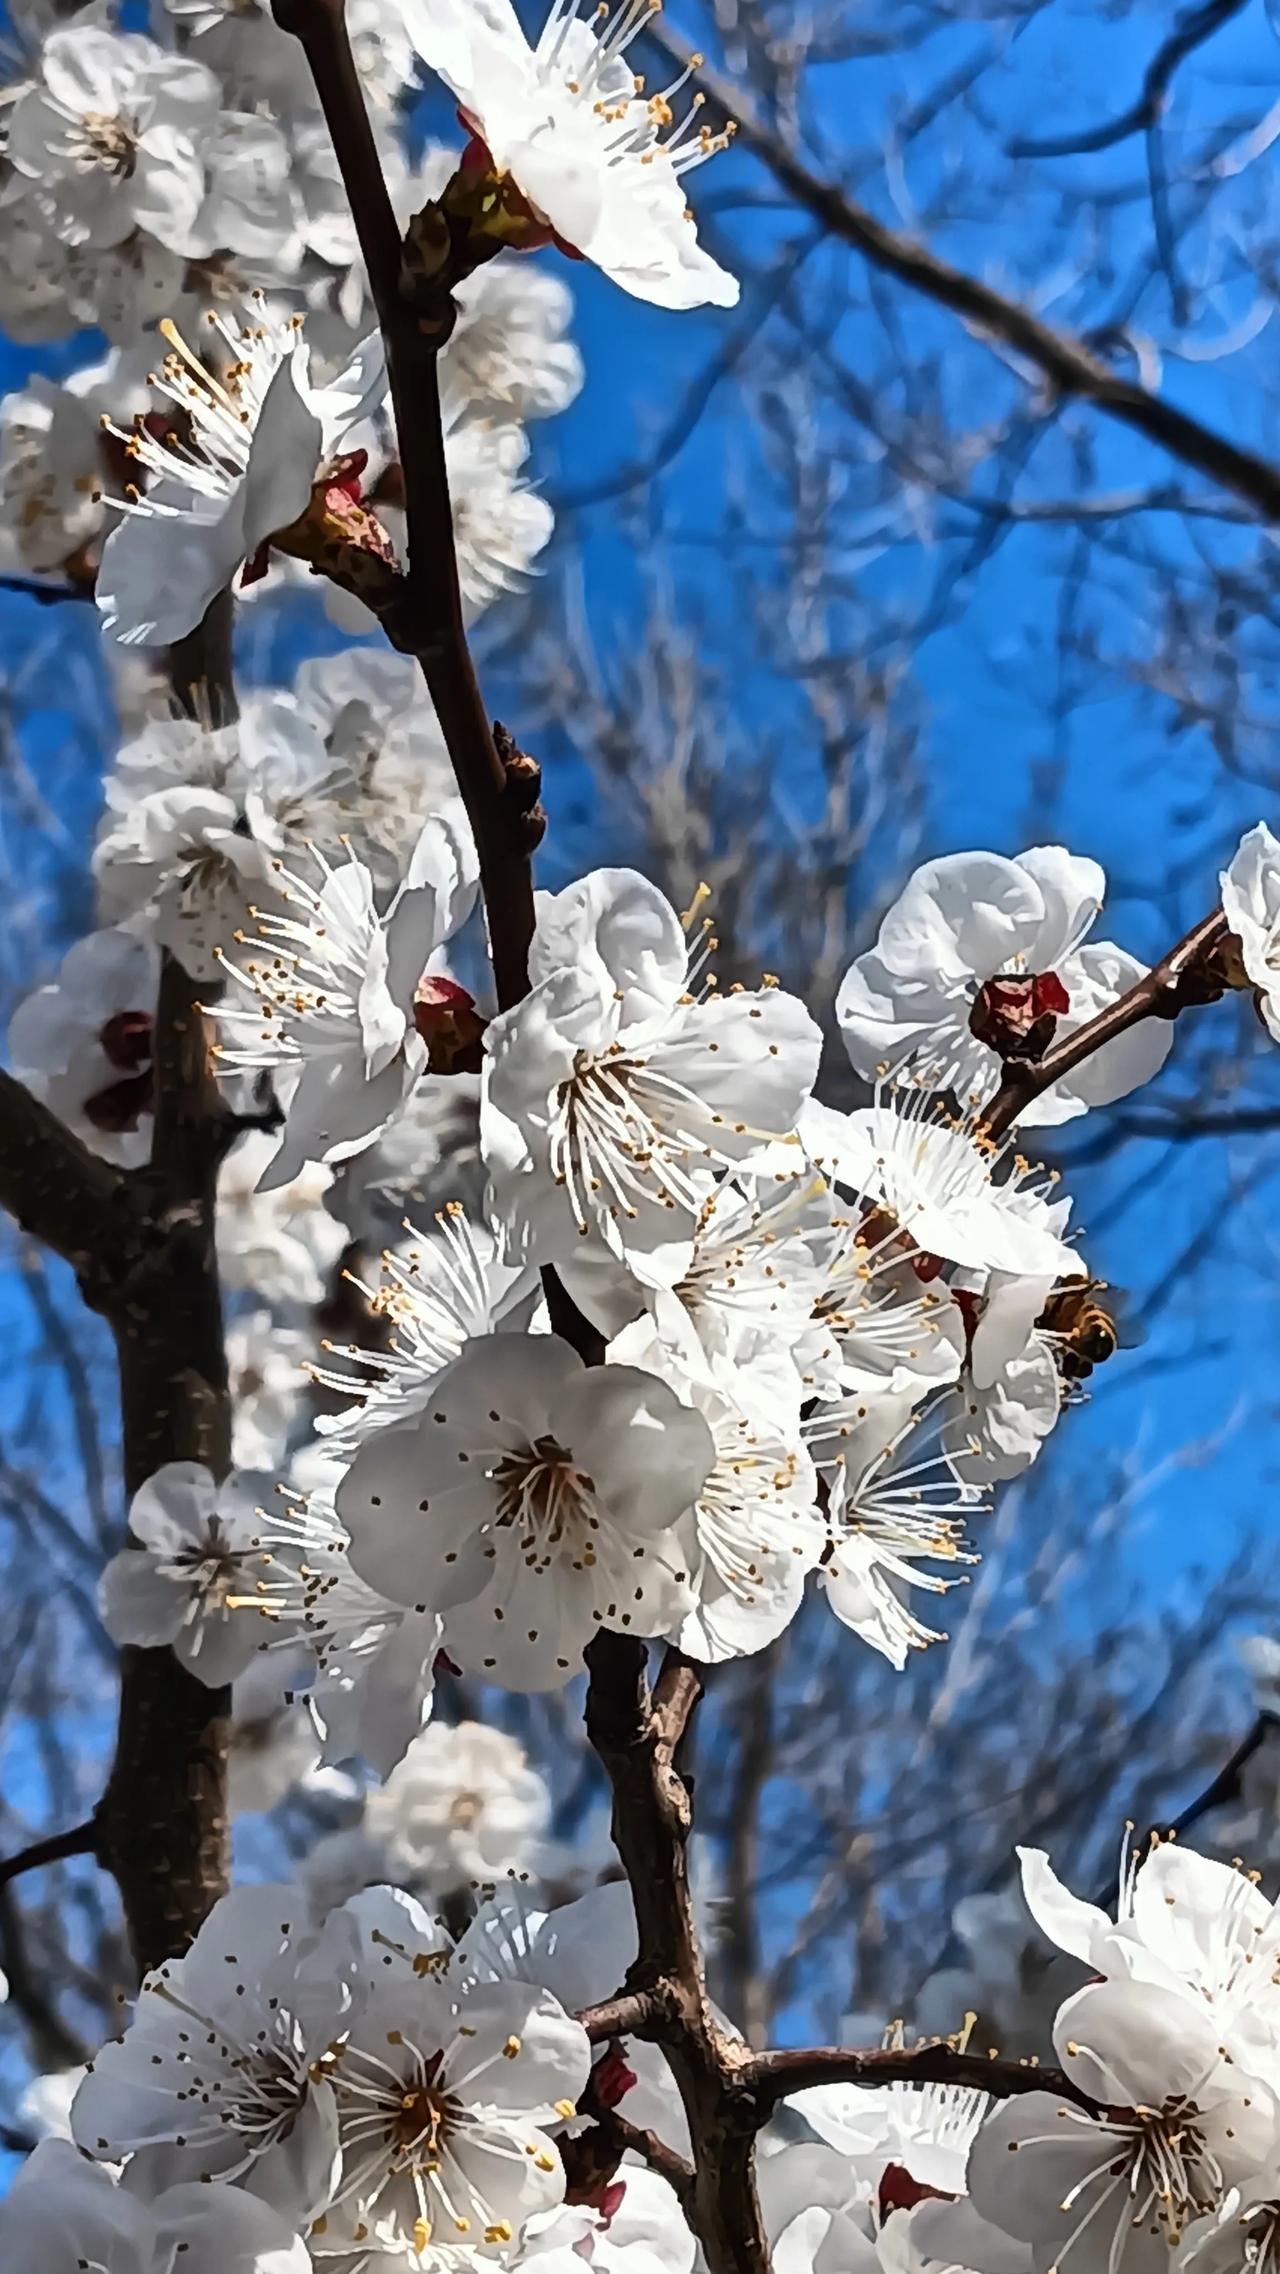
[83, 1069, 154, 1134]
[970, 970, 1069, 1064]
[239, 541, 271, 590]
[878, 2164, 950, 2217]
[323, 448, 369, 508]
[99, 1009, 153, 1072]
[591, 2040, 638, 2111]
[595, 2181, 627, 2229]
[413, 977, 488, 1074]
[1032, 971, 1070, 1018]
[458, 122, 494, 172]
[952, 1285, 980, 1354]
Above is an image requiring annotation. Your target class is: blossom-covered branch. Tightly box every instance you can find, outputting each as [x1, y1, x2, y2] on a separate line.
[272, 0, 541, 1009]
[981, 908, 1231, 1141]
[95, 600, 238, 1973]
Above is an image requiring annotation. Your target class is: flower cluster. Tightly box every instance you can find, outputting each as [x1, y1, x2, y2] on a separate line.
[54, 1879, 594, 2269]
[958, 1837, 1280, 2274]
[25, 1831, 1280, 2274]
[0, 0, 736, 611]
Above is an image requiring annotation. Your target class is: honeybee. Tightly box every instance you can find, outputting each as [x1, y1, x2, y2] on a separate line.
[1039, 1279, 1122, 1384]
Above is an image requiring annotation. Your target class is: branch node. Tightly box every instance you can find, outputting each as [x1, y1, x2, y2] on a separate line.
[494, 720, 547, 852]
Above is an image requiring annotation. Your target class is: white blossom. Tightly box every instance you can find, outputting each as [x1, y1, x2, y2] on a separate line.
[521, 2165, 696, 2274]
[313, 1206, 529, 1458]
[249, 1473, 443, 1776]
[1017, 1836, 1280, 2073]
[218, 1132, 348, 1309]
[0, 356, 144, 580]
[789, 2068, 991, 2197]
[337, 1330, 714, 1690]
[1179, 2194, 1280, 2274]
[362, 1719, 552, 1893]
[318, 1884, 591, 2258]
[1222, 822, 1280, 1045]
[228, 1648, 324, 1815]
[608, 1323, 823, 1662]
[97, 1459, 273, 1687]
[443, 260, 584, 426]
[804, 1216, 966, 1412]
[836, 846, 1172, 1124]
[559, 1148, 833, 1380]
[237, 651, 457, 892]
[321, 416, 555, 635]
[71, 1884, 361, 2216]
[813, 1395, 983, 1668]
[6, 24, 221, 254]
[214, 816, 477, 1190]
[94, 750, 272, 982]
[8, 925, 158, 1165]
[482, 867, 823, 1270]
[802, 1092, 1082, 1286]
[968, 1981, 1280, 2274]
[96, 304, 387, 646]
[333, 1071, 485, 1245]
[228, 1311, 311, 1472]
[754, 2139, 879, 2274]
[401, 0, 738, 310]
[941, 1277, 1062, 1483]
[0, 2137, 311, 2274]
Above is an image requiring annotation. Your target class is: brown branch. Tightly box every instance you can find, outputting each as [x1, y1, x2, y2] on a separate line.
[1167, 1709, 1278, 1835]
[719, 1647, 778, 2047]
[0, 1073, 131, 1293]
[595, 2108, 698, 2212]
[646, 23, 1280, 526]
[94, 592, 236, 1976]
[980, 908, 1230, 1143]
[1008, 0, 1250, 159]
[579, 1990, 661, 2045]
[270, 0, 541, 1010]
[585, 1635, 771, 2274]
[748, 2042, 1096, 2115]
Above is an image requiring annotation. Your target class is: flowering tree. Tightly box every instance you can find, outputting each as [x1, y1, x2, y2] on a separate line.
[2, 1, 1280, 2272]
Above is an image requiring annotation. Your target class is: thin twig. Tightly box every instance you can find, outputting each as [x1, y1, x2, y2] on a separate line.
[748, 2042, 1096, 2114]
[1008, 0, 1250, 159]
[585, 1635, 772, 2274]
[1168, 1710, 1278, 1835]
[598, 2111, 697, 2210]
[980, 908, 1230, 1142]
[0, 1820, 97, 1889]
[645, 22, 1280, 526]
[579, 1990, 661, 2045]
